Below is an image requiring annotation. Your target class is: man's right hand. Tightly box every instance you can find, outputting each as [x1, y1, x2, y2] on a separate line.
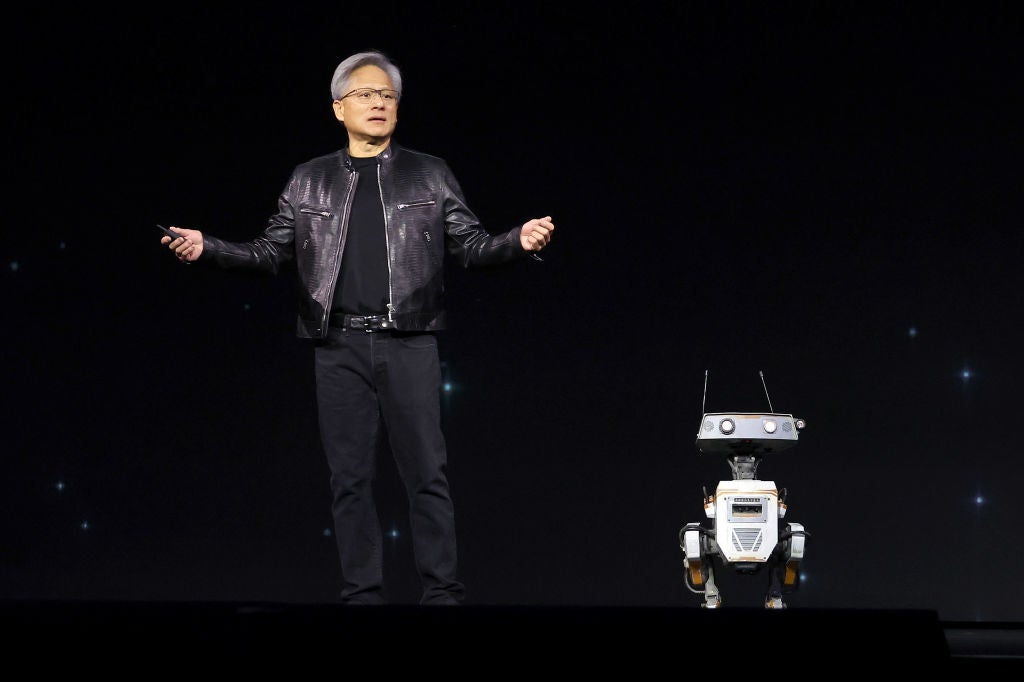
[161, 226, 204, 263]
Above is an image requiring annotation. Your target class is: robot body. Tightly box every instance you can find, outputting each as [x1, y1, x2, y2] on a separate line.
[680, 411, 809, 609]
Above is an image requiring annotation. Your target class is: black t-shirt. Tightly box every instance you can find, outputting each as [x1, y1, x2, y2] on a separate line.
[333, 155, 389, 315]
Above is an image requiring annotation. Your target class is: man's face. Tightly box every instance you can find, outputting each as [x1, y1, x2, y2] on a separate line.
[332, 65, 399, 143]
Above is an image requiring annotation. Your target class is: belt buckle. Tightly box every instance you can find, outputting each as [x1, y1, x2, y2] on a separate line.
[361, 315, 386, 332]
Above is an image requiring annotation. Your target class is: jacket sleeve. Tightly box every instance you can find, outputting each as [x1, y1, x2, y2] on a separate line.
[440, 162, 529, 269]
[198, 175, 298, 275]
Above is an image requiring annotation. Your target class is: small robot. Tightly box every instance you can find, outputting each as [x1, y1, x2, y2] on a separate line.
[679, 372, 809, 609]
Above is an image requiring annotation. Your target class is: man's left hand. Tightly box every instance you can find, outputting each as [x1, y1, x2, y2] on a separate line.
[520, 216, 555, 252]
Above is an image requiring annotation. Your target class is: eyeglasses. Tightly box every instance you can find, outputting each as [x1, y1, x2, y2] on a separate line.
[340, 88, 401, 105]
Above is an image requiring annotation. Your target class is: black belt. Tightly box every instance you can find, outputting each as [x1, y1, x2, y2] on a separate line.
[331, 313, 395, 332]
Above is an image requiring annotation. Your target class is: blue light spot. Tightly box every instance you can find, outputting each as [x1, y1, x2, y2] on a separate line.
[389, 528, 399, 539]
[80, 521, 90, 531]
[443, 382, 452, 393]
[243, 303, 252, 311]
[908, 326, 917, 338]
[58, 241, 66, 250]
[960, 368, 972, 381]
[9, 261, 18, 272]
[55, 481, 65, 493]
[975, 495, 984, 507]
[322, 528, 332, 537]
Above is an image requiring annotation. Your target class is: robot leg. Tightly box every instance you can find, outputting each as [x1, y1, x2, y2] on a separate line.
[702, 566, 722, 609]
[764, 522, 808, 609]
[680, 523, 721, 608]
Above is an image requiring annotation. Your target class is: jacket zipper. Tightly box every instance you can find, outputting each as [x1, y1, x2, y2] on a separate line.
[321, 171, 354, 335]
[378, 164, 396, 322]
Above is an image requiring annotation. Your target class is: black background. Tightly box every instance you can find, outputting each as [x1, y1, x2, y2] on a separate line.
[3, 2, 1022, 621]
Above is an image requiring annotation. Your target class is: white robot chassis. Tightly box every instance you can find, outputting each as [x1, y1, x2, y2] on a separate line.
[679, 373, 810, 609]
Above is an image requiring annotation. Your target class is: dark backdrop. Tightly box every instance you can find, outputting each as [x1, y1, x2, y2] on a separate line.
[4, 2, 1022, 621]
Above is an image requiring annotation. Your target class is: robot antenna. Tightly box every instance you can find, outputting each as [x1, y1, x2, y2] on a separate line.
[759, 370, 774, 413]
[702, 369, 709, 414]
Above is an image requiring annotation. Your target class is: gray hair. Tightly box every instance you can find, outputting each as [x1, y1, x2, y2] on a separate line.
[330, 50, 403, 100]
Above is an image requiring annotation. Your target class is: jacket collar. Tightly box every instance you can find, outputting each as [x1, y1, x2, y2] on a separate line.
[342, 143, 398, 169]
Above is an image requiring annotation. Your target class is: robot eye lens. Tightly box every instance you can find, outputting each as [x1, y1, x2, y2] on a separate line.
[763, 420, 777, 434]
[719, 418, 735, 435]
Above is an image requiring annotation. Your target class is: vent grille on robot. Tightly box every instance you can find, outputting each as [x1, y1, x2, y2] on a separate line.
[731, 528, 764, 552]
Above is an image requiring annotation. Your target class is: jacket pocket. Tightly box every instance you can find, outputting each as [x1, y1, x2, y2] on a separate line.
[299, 206, 334, 219]
[421, 229, 442, 268]
[397, 199, 437, 210]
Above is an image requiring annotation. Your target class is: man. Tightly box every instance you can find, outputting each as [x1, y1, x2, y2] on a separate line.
[160, 50, 554, 605]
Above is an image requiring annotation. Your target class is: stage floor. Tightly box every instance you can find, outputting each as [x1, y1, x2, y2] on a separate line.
[3, 600, 1021, 670]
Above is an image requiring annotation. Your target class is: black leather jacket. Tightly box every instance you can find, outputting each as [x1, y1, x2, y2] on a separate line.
[199, 143, 531, 338]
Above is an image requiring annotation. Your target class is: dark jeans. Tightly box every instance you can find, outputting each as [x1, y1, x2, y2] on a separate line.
[314, 328, 465, 605]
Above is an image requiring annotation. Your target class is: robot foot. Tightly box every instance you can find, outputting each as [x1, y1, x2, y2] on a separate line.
[764, 595, 787, 610]
[702, 595, 722, 609]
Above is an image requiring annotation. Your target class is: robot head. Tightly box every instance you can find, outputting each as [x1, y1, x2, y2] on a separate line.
[696, 413, 805, 457]
[696, 413, 806, 479]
